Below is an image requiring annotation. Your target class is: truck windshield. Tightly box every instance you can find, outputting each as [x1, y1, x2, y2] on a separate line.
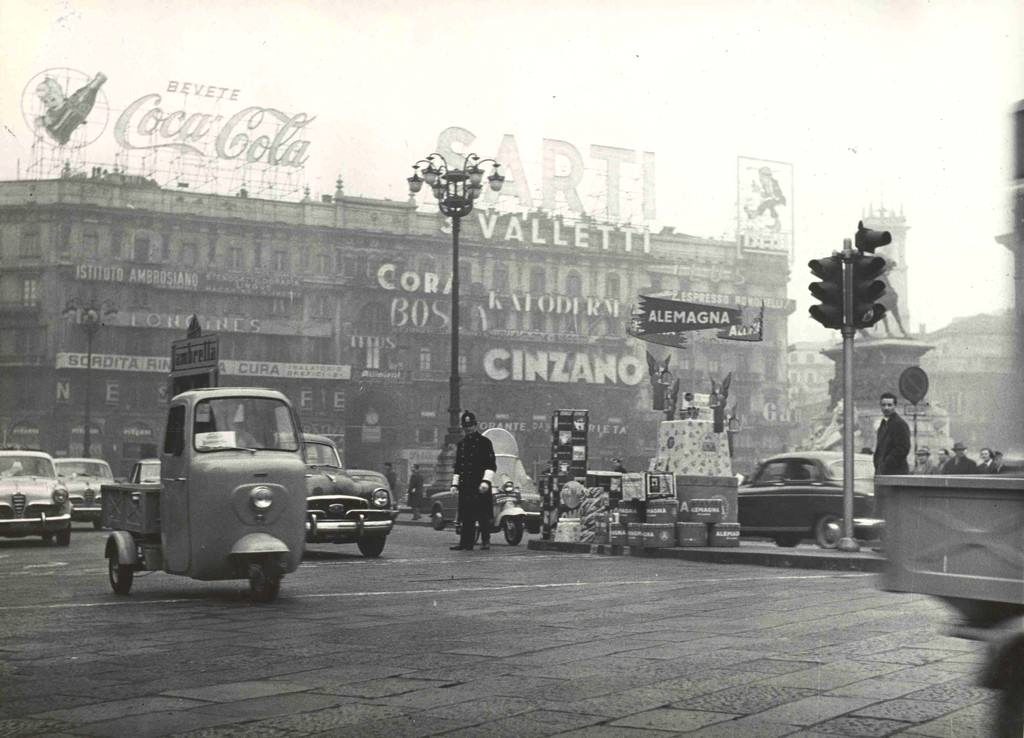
[192, 397, 299, 452]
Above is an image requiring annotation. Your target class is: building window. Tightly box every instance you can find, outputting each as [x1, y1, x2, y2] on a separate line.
[648, 273, 663, 292]
[19, 228, 41, 258]
[207, 240, 217, 265]
[230, 246, 243, 269]
[21, 279, 39, 305]
[110, 229, 124, 258]
[181, 242, 198, 266]
[605, 273, 620, 299]
[529, 267, 546, 294]
[493, 264, 508, 292]
[273, 250, 288, 271]
[300, 246, 310, 270]
[318, 252, 330, 273]
[271, 297, 290, 315]
[161, 235, 171, 261]
[253, 243, 263, 268]
[133, 235, 151, 262]
[530, 311, 544, 331]
[82, 229, 99, 257]
[565, 270, 582, 297]
[419, 348, 431, 371]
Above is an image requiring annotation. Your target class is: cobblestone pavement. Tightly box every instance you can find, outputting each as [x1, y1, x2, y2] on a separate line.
[0, 523, 1002, 736]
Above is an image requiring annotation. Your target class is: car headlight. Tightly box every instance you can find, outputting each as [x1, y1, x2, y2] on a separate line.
[371, 488, 390, 508]
[250, 486, 274, 511]
[52, 487, 68, 504]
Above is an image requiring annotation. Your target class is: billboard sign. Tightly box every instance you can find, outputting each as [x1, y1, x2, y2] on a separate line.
[737, 157, 793, 257]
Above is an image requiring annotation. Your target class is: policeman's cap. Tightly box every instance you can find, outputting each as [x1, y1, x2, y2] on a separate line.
[460, 411, 477, 428]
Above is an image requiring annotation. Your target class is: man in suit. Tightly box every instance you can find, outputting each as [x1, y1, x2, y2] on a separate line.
[873, 392, 910, 475]
[943, 442, 978, 474]
[912, 447, 939, 475]
[449, 410, 497, 551]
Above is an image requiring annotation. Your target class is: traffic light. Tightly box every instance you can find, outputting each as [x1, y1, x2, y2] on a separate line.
[808, 255, 844, 329]
[851, 252, 888, 328]
[855, 221, 892, 253]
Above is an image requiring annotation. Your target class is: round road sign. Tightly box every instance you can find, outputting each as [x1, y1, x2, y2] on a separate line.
[899, 366, 929, 405]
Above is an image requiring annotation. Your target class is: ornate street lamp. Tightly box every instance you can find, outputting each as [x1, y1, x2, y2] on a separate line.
[62, 299, 118, 458]
[407, 153, 504, 454]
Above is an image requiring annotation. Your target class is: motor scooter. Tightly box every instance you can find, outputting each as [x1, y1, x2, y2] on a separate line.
[455, 481, 538, 546]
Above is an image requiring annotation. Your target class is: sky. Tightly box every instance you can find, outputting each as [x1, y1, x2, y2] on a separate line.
[1, 0, 1020, 343]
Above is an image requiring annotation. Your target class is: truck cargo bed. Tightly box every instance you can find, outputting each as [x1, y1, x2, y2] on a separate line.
[101, 484, 162, 535]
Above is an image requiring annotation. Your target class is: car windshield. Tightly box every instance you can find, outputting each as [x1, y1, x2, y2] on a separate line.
[304, 442, 340, 467]
[348, 470, 387, 487]
[192, 397, 300, 452]
[56, 460, 113, 479]
[0, 455, 55, 478]
[137, 462, 160, 482]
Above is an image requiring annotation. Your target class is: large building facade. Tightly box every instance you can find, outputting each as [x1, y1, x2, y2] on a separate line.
[0, 171, 793, 481]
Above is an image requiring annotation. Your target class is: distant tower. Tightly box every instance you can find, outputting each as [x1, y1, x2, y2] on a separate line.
[861, 204, 911, 338]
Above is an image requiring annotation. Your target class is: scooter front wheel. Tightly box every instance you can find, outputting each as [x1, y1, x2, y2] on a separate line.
[248, 561, 281, 603]
[502, 517, 524, 546]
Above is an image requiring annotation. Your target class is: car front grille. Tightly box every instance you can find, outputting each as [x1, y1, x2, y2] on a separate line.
[12, 494, 26, 518]
[85, 489, 96, 504]
[307, 497, 369, 519]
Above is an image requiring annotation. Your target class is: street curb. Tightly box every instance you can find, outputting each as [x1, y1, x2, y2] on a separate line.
[527, 539, 887, 572]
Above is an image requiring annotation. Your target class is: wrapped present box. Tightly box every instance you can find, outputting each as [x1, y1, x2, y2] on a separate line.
[652, 419, 732, 477]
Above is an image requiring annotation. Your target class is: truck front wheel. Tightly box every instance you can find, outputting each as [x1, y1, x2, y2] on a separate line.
[248, 561, 281, 603]
[108, 557, 133, 595]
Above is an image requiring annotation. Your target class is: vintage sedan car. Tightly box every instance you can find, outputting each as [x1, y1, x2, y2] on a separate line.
[0, 450, 71, 545]
[55, 457, 114, 529]
[302, 434, 396, 557]
[426, 428, 542, 537]
[738, 451, 883, 549]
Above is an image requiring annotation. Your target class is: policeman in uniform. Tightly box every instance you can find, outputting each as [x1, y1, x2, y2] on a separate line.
[450, 410, 497, 551]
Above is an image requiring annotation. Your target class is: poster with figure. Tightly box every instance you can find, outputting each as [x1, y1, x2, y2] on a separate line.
[737, 157, 793, 258]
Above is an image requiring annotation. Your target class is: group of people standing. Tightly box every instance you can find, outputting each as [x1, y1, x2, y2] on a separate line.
[874, 391, 1009, 475]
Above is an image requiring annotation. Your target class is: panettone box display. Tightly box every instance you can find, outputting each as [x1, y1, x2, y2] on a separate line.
[608, 522, 628, 546]
[708, 522, 741, 547]
[644, 498, 679, 524]
[621, 473, 645, 502]
[641, 523, 676, 548]
[626, 525, 645, 548]
[654, 419, 732, 477]
[676, 475, 738, 524]
[675, 521, 708, 547]
[613, 499, 643, 525]
[683, 498, 725, 523]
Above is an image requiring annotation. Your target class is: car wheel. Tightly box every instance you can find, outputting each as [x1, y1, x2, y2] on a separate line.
[108, 556, 133, 595]
[248, 561, 281, 603]
[357, 536, 386, 558]
[55, 527, 71, 547]
[774, 534, 801, 548]
[431, 507, 446, 531]
[814, 515, 842, 549]
[502, 517, 524, 545]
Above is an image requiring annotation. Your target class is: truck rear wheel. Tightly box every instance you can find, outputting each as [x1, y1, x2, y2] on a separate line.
[108, 556, 133, 595]
[357, 536, 386, 558]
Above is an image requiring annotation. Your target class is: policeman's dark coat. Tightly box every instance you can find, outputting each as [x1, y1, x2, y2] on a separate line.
[453, 430, 496, 496]
[874, 411, 910, 475]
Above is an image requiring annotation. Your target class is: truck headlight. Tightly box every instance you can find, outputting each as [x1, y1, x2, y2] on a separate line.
[371, 488, 390, 508]
[52, 488, 68, 504]
[250, 486, 274, 510]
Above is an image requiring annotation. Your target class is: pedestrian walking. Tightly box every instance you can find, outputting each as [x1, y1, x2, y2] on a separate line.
[942, 442, 978, 474]
[976, 447, 996, 474]
[383, 462, 397, 494]
[912, 447, 938, 474]
[407, 464, 424, 520]
[873, 391, 910, 475]
[449, 410, 496, 551]
[935, 448, 952, 473]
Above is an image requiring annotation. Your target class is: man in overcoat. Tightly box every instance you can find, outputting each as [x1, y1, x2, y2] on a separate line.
[873, 391, 910, 475]
[450, 410, 497, 551]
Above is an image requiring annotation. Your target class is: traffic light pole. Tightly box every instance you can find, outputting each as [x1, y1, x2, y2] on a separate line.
[838, 238, 860, 553]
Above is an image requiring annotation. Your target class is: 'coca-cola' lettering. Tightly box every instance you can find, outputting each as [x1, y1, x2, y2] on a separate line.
[114, 93, 314, 168]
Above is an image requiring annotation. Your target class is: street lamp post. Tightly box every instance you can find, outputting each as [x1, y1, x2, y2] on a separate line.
[407, 153, 504, 458]
[63, 299, 118, 458]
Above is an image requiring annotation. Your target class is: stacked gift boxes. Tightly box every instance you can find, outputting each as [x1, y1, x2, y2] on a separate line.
[550, 409, 588, 483]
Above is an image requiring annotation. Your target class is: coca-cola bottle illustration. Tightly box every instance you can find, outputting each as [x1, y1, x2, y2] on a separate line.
[34, 72, 107, 145]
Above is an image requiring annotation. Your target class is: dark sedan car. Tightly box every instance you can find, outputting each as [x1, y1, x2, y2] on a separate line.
[738, 452, 883, 549]
[302, 434, 396, 557]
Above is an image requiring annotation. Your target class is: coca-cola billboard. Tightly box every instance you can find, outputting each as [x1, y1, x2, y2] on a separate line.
[21, 70, 314, 170]
[114, 90, 314, 167]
